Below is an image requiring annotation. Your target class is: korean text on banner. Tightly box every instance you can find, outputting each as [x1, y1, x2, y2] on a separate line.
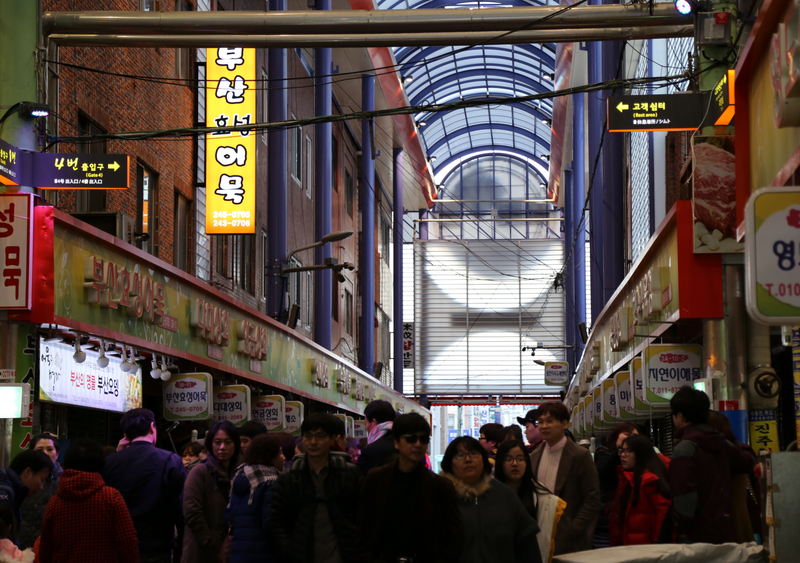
[749, 409, 779, 452]
[285, 401, 304, 436]
[402, 323, 414, 369]
[213, 384, 251, 427]
[206, 47, 257, 234]
[544, 361, 569, 386]
[0, 194, 32, 310]
[164, 373, 212, 421]
[644, 344, 703, 405]
[614, 371, 636, 421]
[252, 395, 285, 431]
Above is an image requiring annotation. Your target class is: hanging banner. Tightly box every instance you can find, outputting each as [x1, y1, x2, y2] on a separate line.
[614, 371, 636, 421]
[582, 395, 594, 434]
[745, 187, 800, 324]
[205, 47, 257, 234]
[285, 400, 304, 435]
[602, 377, 621, 424]
[402, 322, 414, 369]
[692, 137, 742, 254]
[644, 343, 703, 405]
[163, 373, 212, 421]
[213, 384, 251, 427]
[353, 419, 367, 440]
[545, 361, 569, 386]
[251, 395, 284, 431]
[749, 409, 779, 452]
[38, 337, 143, 413]
[10, 327, 36, 456]
[0, 194, 33, 310]
[570, 405, 579, 438]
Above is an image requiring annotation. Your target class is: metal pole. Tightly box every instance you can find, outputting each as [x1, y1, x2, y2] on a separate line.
[266, 0, 288, 319]
[587, 0, 605, 323]
[723, 264, 749, 444]
[393, 147, 404, 394]
[313, 0, 332, 349]
[572, 91, 587, 337]
[360, 75, 375, 376]
[564, 169, 576, 369]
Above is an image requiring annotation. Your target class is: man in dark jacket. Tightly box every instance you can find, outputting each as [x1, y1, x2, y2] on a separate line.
[669, 386, 756, 544]
[103, 408, 186, 563]
[357, 400, 396, 475]
[358, 413, 462, 563]
[272, 414, 362, 563]
[19, 433, 63, 549]
[0, 449, 53, 545]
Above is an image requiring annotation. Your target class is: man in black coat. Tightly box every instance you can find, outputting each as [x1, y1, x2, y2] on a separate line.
[358, 413, 462, 563]
[356, 400, 396, 475]
[272, 414, 363, 563]
[0, 450, 53, 546]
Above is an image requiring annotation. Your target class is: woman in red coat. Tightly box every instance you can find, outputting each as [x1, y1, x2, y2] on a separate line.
[609, 435, 672, 547]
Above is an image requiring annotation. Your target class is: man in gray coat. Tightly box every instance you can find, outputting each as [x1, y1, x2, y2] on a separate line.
[529, 402, 600, 556]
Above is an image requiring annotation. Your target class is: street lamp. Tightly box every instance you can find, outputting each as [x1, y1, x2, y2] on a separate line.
[285, 230, 353, 265]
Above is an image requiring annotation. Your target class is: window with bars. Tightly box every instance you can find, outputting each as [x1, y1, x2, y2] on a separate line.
[234, 234, 254, 294]
[344, 170, 353, 217]
[290, 115, 302, 185]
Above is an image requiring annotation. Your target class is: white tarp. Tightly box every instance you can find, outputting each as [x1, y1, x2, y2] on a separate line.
[553, 543, 766, 563]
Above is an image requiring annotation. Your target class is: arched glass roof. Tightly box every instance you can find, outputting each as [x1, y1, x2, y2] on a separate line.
[378, 0, 556, 177]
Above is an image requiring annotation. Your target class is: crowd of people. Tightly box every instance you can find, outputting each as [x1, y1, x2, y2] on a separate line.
[0, 386, 758, 563]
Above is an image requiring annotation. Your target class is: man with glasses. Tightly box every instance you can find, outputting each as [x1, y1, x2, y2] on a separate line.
[272, 414, 363, 563]
[529, 402, 599, 557]
[357, 413, 462, 563]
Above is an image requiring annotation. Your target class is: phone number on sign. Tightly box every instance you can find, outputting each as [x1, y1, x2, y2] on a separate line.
[170, 406, 205, 413]
[212, 219, 251, 227]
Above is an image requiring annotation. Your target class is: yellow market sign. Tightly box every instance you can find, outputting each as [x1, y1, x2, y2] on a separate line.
[206, 47, 257, 234]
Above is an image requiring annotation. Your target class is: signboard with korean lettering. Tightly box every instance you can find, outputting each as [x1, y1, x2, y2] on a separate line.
[745, 187, 800, 324]
[10, 328, 36, 456]
[602, 377, 621, 424]
[0, 139, 23, 186]
[591, 386, 606, 430]
[205, 47, 257, 234]
[34, 154, 130, 190]
[614, 371, 637, 421]
[39, 337, 143, 413]
[284, 401, 304, 436]
[402, 322, 414, 369]
[0, 194, 32, 310]
[644, 344, 703, 405]
[164, 373, 212, 421]
[633, 357, 669, 413]
[749, 409, 779, 452]
[346, 415, 354, 438]
[353, 419, 366, 440]
[544, 361, 569, 386]
[582, 395, 594, 434]
[577, 399, 586, 436]
[251, 394, 284, 431]
[213, 384, 250, 426]
[607, 94, 707, 132]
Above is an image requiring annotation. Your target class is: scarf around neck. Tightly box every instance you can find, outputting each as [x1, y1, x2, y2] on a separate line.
[367, 421, 393, 444]
[228, 464, 280, 506]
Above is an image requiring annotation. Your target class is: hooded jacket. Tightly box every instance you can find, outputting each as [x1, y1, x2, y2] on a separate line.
[18, 463, 62, 549]
[442, 474, 541, 563]
[609, 466, 672, 546]
[38, 470, 139, 563]
[669, 424, 756, 544]
[226, 465, 280, 563]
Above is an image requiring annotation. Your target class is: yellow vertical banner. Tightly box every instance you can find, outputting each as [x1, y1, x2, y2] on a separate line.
[205, 47, 257, 234]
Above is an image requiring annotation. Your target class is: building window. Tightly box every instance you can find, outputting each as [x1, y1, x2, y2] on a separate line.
[332, 274, 339, 321]
[215, 236, 227, 277]
[344, 170, 353, 217]
[306, 135, 312, 199]
[305, 271, 312, 326]
[332, 136, 338, 191]
[174, 192, 190, 272]
[234, 234, 253, 293]
[76, 114, 106, 212]
[288, 257, 302, 316]
[382, 216, 391, 264]
[136, 164, 157, 255]
[344, 288, 353, 336]
[262, 231, 268, 300]
[261, 70, 268, 144]
[290, 114, 302, 185]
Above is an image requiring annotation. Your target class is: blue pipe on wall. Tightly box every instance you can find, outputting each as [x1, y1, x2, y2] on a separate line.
[572, 91, 587, 354]
[393, 147, 404, 393]
[360, 75, 375, 376]
[587, 6, 605, 325]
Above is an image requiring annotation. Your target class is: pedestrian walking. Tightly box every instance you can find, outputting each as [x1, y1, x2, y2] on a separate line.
[104, 408, 186, 563]
[272, 414, 362, 563]
[516, 409, 544, 452]
[358, 413, 462, 563]
[18, 434, 62, 550]
[441, 436, 541, 563]
[0, 450, 53, 546]
[39, 439, 139, 563]
[226, 434, 284, 563]
[609, 435, 672, 547]
[357, 400, 397, 475]
[593, 422, 639, 548]
[183, 420, 241, 563]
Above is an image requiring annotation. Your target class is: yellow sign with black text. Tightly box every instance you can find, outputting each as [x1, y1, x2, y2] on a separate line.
[205, 48, 257, 234]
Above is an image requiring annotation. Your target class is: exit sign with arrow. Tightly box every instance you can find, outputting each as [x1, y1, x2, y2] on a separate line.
[33, 153, 130, 190]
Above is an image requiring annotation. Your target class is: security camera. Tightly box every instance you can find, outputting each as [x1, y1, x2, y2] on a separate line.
[337, 273, 346, 283]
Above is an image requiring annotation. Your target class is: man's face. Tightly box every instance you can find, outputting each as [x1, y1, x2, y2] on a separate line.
[34, 439, 59, 463]
[537, 413, 568, 445]
[240, 436, 252, 453]
[365, 419, 377, 434]
[672, 413, 688, 430]
[525, 422, 540, 444]
[394, 431, 429, 465]
[303, 429, 333, 458]
[21, 468, 50, 496]
[478, 434, 495, 452]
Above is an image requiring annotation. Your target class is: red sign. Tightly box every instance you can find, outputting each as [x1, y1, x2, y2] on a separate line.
[718, 400, 739, 411]
[715, 12, 729, 24]
[175, 380, 197, 389]
[659, 353, 689, 364]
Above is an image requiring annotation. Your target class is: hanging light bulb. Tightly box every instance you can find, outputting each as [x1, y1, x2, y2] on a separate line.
[150, 357, 161, 379]
[119, 346, 133, 373]
[97, 340, 109, 369]
[160, 357, 171, 381]
[73, 338, 86, 364]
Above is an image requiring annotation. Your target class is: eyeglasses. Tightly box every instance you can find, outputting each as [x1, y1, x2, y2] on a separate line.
[454, 451, 482, 461]
[504, 457, 527, 465]
[402, 434, 430, 445]
[618, 448, 633, 457]
[537, 418, 557, 427]
[302, 433, 330, 442]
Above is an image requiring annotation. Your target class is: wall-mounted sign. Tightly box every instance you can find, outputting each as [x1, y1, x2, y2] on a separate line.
[310, 359, 331, 389]
[0, 194, 32, 310]
[771, 15, 800, 128]
[206, 47, 257, 234]
[614, 371, 636, 421]
[745, 187, 800, 324]
[609, 307, 633, 351]
[164, 373, 211, 421]
[0, 369, 15, 382]
[749, 409, 779, 451]
[709, 69, 735, 127]
[285, 401, 304, 435]
[692, 137, 742, 254]
[353, 419, 366, 440]
[402, 322, 414, 369]
[632, 357, 668, 414]
[34, 154, 130, 190]
[577, 399, 586, 436]
[39, 337, 143, 413]
[213, 384, 251, 427]
[346, 415, 354, 438]
[644, 344, 703, 405]
[252, 394, 284, 431]
[591, 386, 605, 430]
[545, 361, 569, 386]
[607, 93, 707, 132]
[582, 395, 594, 434]
[0, 139, 23, 186]
[602, 377, 621, 424]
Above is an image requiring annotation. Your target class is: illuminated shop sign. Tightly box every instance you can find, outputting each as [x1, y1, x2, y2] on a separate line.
[0, 194, 32, 310]
[164, 373, 211, 421]
[213, 384, 251, 427]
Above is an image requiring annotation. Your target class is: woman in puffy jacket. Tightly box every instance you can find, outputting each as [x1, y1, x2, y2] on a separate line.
[226, 434, 284, 563]
[609, 435, 672, 546]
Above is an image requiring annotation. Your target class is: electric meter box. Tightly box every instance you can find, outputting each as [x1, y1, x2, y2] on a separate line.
[696, 12, 732, 46]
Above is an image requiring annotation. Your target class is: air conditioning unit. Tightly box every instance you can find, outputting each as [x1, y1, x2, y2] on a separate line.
[70, 212, 137, 246]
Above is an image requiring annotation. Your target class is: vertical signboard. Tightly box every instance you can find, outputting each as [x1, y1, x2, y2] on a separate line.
[614, 371, 636, 421]
[252, 395, 284, 431]
[164, 373, 212, 421]
[206, 48, 257, 234]
[0, 194, 32, 310]
[582, 395, 594, 435]
[749, 409, 779, 452]
[644, 344, 703, 405]
[602, 378, 621, 424]
[284, 401, 304, 436]
[592, 386, 605, 430]
[11, 328, 36, 457]
[402, 322, 414, 369]
[353, 419, 367, 440]
[545, 361, 569, 386]
[213, 384, 251, 426]
[346, 416, 354, 438]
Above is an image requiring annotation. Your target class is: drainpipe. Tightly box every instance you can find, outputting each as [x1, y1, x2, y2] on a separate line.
[564, 169, 576, 369]
[266, 0, 287, 319]
[393, 147, 404, 393]
[722, 264, 749, 443]
[313, 0, 332, 349]
[359, 74, 375, 376]
[587, 0, 604, 323]
[572, 91, 587, 344]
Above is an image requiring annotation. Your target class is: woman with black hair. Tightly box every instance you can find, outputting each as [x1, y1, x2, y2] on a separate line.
[182, 421, 242, 563]
[441, 436, 542, 563]
[608, 435, 672, 547]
